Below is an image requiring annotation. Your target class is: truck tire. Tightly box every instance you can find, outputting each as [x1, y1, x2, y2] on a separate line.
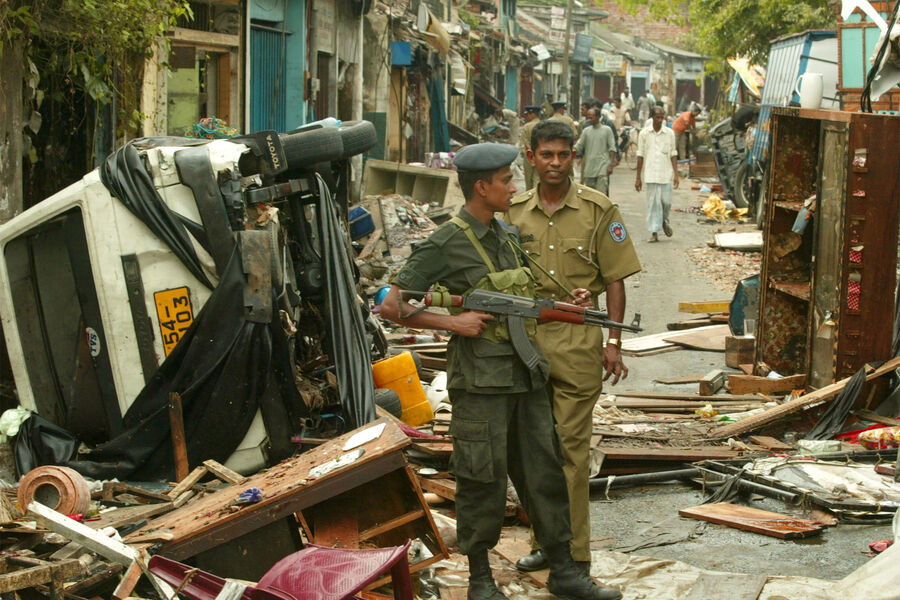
[733, 161, 750, 208]
[279, 127, 344, 170]
[374, 388, 403, 418]
[337, 120, 378, 158]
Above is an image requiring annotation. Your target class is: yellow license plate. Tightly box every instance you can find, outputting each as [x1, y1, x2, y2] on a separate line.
[153, 286, 194, 357]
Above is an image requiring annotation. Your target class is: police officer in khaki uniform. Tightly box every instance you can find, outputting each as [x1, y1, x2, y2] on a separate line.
[507, 121, 641, 573]
[520, 105, 541, 190]
[381, 143, 622, 600]
[549, 101, 578, 136]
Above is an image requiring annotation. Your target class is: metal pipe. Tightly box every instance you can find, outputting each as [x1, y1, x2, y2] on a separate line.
[589, 467, 699, 491]
[694, 466, 801, 503]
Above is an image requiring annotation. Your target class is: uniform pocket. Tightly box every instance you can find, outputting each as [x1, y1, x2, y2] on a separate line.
[449, 418, 494, 483]
[561, 238, 597, 282]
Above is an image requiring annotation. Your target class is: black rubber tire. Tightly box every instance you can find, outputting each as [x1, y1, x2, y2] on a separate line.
[733, 160, 750, 208]
[374, 388, 403, 418]
[336, 120, 378, 158]
[279, 127, 344, 170]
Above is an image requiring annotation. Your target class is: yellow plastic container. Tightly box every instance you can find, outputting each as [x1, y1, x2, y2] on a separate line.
[372, 351, 434, 426]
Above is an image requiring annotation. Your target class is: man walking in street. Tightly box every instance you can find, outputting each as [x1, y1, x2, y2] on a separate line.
[636, 90, 652, 125]
[380, 143, 622, 600]
[520, 105, 542, 189]
[635, 106, 678, 242]
[609, 97, 631, 136]
[620, 87, 635, 120]
[574, 108, 617, 195]
[508, 121, 641, 580]
[672, 103, 701, 160]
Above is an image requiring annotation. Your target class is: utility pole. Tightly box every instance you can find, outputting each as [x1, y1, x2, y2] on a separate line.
[560, 0, 574, 105]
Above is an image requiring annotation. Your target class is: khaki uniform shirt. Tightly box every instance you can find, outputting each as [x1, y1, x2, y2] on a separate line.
[541, 100, 554, 119]
[505, 182, 642, 386]
[520, 118, 540, 152]
[392, 207, 541, 395]
[548, 113, 578, 136]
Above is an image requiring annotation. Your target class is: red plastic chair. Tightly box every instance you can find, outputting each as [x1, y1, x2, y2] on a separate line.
[148, 541, 414, 600]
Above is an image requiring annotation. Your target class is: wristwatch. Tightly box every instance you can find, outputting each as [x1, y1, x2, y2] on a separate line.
[606, 338, 621, 347]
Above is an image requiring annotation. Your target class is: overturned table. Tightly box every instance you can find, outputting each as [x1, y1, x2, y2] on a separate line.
[129, 418, 448, 582]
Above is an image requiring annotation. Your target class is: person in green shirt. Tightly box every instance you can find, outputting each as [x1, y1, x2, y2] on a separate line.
[380, 143, 622, 600]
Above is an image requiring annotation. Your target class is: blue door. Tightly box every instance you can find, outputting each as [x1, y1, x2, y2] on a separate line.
[250, 26, 290, 132]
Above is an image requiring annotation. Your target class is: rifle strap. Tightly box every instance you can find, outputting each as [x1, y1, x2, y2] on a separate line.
[450, 216, 498, 272]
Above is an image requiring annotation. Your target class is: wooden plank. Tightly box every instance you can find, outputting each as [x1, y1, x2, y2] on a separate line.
[411, 441, 453, 456]
[852, 409, 900, 427]
[166, 465, 207, 499]
[678, 503, 825, 539]
[678, 301, 731, 313]
[612, 392, 765, 402]
[621, 330, 678, 353]
[28, 502, 138, 566]
[699, 370, 726, 395]
[748, 436, 794, 451]
[663, 324, 731, 351]
[101, 482, 173, 503]
[111, 560, 142, 600]
[417, 477, 456, 501]
[666, 318, 717, 330]
[87, 503, 174, 531]
[684, 572, 767, 600]
[727, 374, 806, 395]
[705, 359, 900, 439]
[654, 375, 705, 384]
[596, 447, 742, 461]
[0, 559, 82, 594]
[359, 509, 426, 541]
[357, 228, 384, 260]
[168, 393, 189, 483]
[738, 363, 755, 375]
[202, 460, 247, 485]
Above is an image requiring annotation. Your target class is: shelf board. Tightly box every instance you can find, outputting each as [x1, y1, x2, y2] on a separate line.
[769, 280, 811, 301]
[774, 200, 803, 212]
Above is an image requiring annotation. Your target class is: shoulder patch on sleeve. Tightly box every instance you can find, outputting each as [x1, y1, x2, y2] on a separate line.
[608, 221, 628, 243]
[578, 187, 613, 211]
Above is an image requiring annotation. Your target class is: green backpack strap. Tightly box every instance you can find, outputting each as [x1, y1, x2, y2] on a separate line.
[450, 216, 497, 273]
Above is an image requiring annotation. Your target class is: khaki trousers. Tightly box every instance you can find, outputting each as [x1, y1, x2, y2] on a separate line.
[531, 321, 605, 562]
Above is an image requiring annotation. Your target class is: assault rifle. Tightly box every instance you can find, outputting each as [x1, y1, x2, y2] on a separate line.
[400, 289, 641, 373]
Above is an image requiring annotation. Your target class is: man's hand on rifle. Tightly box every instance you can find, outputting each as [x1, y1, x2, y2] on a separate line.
[452, 311, 495, 337]
[570, 288, 592, 307]
[602, 344, 628, 385]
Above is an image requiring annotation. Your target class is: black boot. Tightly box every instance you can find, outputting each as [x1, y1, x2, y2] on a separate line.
[545, 543, 622, 600]
[467, 549, 508, 600]
[515, 549, 549, 572]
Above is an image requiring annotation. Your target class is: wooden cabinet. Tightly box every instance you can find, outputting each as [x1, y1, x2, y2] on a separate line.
[756, 107, 900, 388]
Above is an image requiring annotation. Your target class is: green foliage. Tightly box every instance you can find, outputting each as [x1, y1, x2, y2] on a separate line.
[689, 0, 836, 73]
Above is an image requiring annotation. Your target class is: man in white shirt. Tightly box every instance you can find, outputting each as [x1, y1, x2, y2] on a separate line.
[620, 87, 635, 119]
[635, 107, 678, 242]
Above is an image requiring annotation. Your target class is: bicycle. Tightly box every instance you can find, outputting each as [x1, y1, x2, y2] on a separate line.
[619, 126, 639, 170]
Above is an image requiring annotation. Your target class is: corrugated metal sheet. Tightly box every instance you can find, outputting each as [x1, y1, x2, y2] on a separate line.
[750, 31, 839, 165]
[250, 26, 289, 132]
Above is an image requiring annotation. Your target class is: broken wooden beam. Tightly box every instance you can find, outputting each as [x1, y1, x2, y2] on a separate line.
[168, 393, 189, 482]
[28, 502, 138, 566]
[727, 374, 806, 395]
[699, 370, 726, 395]
[709, 357, 900, 439]
[166, 465, 208, 499]
[747, 435, 794, 451]
[202, 460, 247, 485]
[725, 335, 755, 368]
[0, 558, 84, 596]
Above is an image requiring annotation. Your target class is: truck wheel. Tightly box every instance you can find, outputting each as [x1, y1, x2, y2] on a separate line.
[279, 127, 344, 170]
[337, 120, 378, 158]
[733, 161, 750, 208]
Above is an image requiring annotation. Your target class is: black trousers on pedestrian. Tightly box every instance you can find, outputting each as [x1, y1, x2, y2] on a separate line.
[449, 388, 573, 554]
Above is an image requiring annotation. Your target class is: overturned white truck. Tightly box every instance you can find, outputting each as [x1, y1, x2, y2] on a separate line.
[0, 122, 380, 479]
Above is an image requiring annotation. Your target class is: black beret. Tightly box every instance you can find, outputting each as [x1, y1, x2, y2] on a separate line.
[551, 101, 567, 108]
[453, 143, 519, 171]
[524, 105, 540, 114]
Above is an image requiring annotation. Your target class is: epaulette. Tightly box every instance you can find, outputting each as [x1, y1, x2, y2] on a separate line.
[575, 185, 613, 211]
